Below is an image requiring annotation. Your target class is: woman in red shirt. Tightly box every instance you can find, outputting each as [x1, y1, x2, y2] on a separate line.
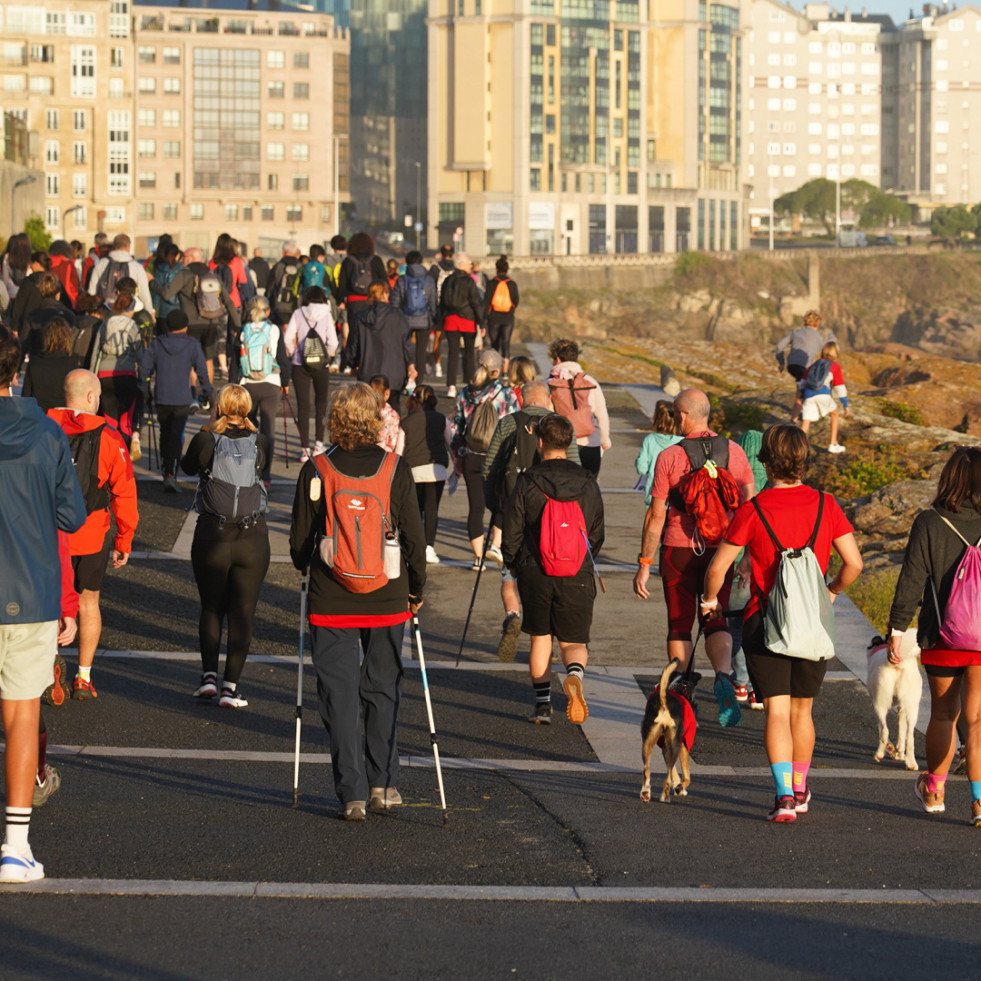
[703, 424, 862, 823]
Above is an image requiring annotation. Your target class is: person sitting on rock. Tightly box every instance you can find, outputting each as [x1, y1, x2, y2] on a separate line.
[799, 341, 849, 454]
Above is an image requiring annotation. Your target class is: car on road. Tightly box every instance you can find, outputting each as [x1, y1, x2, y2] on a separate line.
[873, 235, 897, 246]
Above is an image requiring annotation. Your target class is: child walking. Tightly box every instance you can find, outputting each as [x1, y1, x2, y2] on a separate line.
[799, 341, 849, 454]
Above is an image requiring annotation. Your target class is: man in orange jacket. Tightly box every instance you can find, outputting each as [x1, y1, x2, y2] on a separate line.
[49, 370, 138, 699]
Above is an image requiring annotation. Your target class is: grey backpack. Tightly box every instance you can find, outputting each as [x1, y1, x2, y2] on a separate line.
[195, 432, 266, 522]
[753, 494, 836, 661]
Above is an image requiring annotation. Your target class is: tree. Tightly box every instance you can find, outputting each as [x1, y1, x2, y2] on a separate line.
[23, 214, 52, 251]
[774, 178, 837, 235]
[931, 205, 975, 239]
[858, 190, 911, 229]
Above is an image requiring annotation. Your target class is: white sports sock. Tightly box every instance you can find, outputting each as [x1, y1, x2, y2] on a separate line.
[5, 806, 32, 850]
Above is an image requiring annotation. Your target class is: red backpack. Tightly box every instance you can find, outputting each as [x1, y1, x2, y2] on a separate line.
[312, 449, 400, 593]
[548, 372, 596, 438]
[529, 477, 587, 576]
[670, 436, 742, 543]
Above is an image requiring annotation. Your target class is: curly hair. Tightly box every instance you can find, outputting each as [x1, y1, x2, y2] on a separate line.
[803, 310, 822, 329]
[548, 338, 579, 363]
[327, 382, 383, 450]
[347, 231, 375, 256]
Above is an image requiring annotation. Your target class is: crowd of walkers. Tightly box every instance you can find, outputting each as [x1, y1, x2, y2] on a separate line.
[3, 229, 981, 883]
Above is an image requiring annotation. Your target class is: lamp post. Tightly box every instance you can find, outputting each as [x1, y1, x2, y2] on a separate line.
[62, 205, 83, 240]
[768, 152, 775, 252]
[333, 134, 348, 240]
[11, 174, 37, 231]
[414, 161, 422, 251]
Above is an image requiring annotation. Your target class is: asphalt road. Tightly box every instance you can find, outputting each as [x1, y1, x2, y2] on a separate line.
[3, 359, 980, 980]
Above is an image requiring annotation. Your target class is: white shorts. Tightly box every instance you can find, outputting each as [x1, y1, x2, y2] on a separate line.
[0, 621, 57, 700]
[801, 393, 836, 423]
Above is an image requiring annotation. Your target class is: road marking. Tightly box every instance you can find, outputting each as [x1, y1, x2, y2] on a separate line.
[7, 880, 981, 903]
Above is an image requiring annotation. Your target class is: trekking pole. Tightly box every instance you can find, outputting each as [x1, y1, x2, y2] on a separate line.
[281, 392, 290, 470]
[292, 572, 309, 808]
[411, 612, 448, 824]
[145, 386, 159, 471]
[579, 528, 607, 594]
[281, 390, 308, 453]
[455, 519, 493, 667]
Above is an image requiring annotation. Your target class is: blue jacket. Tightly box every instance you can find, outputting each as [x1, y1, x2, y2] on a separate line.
[141, 331, 213, 406]
[0, 397, 86, 624]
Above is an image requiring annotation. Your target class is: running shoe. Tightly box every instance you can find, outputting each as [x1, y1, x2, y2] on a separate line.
[713, 673, 742, 727]
[446, 385, 457, 398]
[129, 432, 142, 463]
[564, 674, 589, 725]
[471, 556, 484, 572]
[794, 787, 812, 814]
[434, 363, 443, 378]
[0, 844, 44, 883]
[972, 799, 981, 828]
[915, 771, 945, 813]
[767, 796, 797, 823]
[828, 443, 846, 454]
[748, 690, 764, 710]
[219, 686, 248, 708]
[343, 800, 367, 821]
[528, 703, 553, 725]
[163, 475, 181, 493]
[194, 674, 218, 699]
[299, 447, 311, 464]
[733, 683, 749, 703]
[44, 654, 70, 707]
[953, 745, 968, 776]
[369, 787, 403, 811]
[426, 545, 441, 565]
[313, 441, 327, 456]
[72, 676, 98, 700]
[33, 764, 61, 808]
[497, 612, 522, 662]
[486, 544, 504, 567]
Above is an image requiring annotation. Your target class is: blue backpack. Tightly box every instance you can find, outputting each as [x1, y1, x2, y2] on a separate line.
[403, 275, 428, 318]
[239, 321, 275, 380]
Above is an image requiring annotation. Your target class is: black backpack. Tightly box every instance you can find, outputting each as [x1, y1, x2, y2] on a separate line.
[503, 411, 542, 500]
[95, 260, 129, 305]
[275, 262, 301, 310]
[350, 257, 374, 295]
[68, 425, 110, 513]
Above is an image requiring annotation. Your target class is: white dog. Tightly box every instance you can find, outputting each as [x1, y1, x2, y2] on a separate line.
[867, 631, 922, 771]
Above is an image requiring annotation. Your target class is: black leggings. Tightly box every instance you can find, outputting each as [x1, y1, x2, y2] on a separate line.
[291, 364, 329, 446]
[246, 381, 280, 481]
[445, 331, 476, 389]
[99, 373, 141, 447]
[190, 526, 271, 684]
[462, 451, 488, 541]
[579, 445, 602, 476]
[415, 480, 445, 547]
[486, 319, 515, 361]
[412, 329, 429, 382]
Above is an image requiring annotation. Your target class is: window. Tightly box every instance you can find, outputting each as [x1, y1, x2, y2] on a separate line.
[243, 206, 253, 222]
[70, 46, 95, 98]
[162, 110, 180, 127]
[163, 47, 180, 65]
[45, 140, 59, 164]
[268, 81, 284, 98]
[46, 207, 59, 230]
[73, 142, 86, 164]
[164, 77, 180, 95]
[268, 50, 285, 69]
[138, 139, 156, 158]
[45, 11, 66, 34]
[268, 142, 285, 161]
[73, 110, 86, 132]
[190, 203, 204, 220]
[46, 174, 59, 196]
[3, 76, 26, 93]
[164, 140, 180, 158]
[46, 109, 59, 130]
[138, 109, 156, 127]
[292, 143, 309, 161]
[107, 109, 131, 195]
[104, 207, 126, 225]
[162, 203, 177, 221]
[292, 174, 309, 192]
[267, 112, 285, 130]
[138, 77, 156, 94]
[292, 112, 309, 131]
[174, 172, 180, 189]
[138, 202, 154, 221]
[293, 82, 309, 99]
[68, 13, 96, 36]
[225, 204, 238, 221]
[138, 46, 156, 64]
[320, 206, 330, 224]
[293, 51, 309, 69]
[286, 206, 302, 223]
[268, 174, 278, 191]
[110, 78, 124, 99]
[30, 74, 53, 94]
[73, 173, 87, 198]
[262, 206, 274, 221]
[111, 48, 124, 69]
[109, 1, 129, 38]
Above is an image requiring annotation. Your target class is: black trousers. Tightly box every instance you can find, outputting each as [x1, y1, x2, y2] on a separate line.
[291, 364, 330, 446]
[245, 381, 280, 481]
[445, 331, 476, 389]
[157, 403, 190, 477]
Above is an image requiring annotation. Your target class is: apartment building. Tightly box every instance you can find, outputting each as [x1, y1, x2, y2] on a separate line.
[744, 1, 890, 225]
[881, 3, 981, 210]
[427, 0, 747, 257]
[0, 0, 349, 255]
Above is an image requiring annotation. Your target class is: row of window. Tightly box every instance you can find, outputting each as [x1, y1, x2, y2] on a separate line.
[129, 203, 322, 223]
[755, 141, 878, 157]
[748, 162, 880, 178]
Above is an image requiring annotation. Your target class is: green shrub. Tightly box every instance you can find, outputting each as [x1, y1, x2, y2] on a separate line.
[712, 400, 765, 436]
[821, 445, 922, 498]
[674, 251, 716, 280]
[879, 399, 925, 426]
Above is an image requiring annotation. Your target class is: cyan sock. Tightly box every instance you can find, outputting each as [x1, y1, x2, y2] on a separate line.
[971, 780, 981, 804]
[770, 762, 793, 798]
[792, 761, 811, 794]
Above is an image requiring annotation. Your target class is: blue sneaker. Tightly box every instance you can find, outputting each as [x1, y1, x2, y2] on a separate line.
[0, 844, 44, 882]
[714, 673, 742, 728]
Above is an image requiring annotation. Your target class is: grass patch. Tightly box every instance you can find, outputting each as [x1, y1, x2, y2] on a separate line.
[819, 445, 924, 499]
[878, 399, 925, 426]
[712, 401, 766, 436]
[675, 251, 717, 281]
[844, 567, 910, 636]
[688, 368, 735, 392]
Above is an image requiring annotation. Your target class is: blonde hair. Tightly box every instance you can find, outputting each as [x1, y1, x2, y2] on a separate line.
[328, 382, 384, 450]
[247, 296, 271, 323]
[508, 356, 536, 389]
[368, 281, 390, 304]
[821, 341, 839, 361]
[803, 310, 822, 328]
[211, 384, 258, 434]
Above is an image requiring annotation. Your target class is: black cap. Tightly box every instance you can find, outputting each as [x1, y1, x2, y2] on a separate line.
[166, 309, 189, 332]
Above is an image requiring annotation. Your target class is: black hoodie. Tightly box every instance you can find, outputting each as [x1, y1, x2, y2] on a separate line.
[502, 457, 604, 578]
[347, 301, 414, 390]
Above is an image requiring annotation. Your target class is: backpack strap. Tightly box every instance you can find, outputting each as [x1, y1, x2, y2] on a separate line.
[932, 508, 980, 548]
[752, 491, 824, 555]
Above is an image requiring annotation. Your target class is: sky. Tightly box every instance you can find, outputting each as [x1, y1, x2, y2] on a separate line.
[789, 0, 957, 28]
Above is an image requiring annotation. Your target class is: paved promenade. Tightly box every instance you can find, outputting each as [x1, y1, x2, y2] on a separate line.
[3, 350, 979, 980]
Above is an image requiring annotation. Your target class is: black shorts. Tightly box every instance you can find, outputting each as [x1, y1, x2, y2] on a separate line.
[924, 663, 965, 678]
[787, 363, 806, 382]
[189, 324, 219, 360]
[742, 612, 828, 699]
[517, 565, 596, 644]
[72, 540, 111, 593]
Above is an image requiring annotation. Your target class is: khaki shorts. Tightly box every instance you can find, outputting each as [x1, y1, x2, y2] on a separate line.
[801, 393, 836, 422]
[0, 622, 58, 700]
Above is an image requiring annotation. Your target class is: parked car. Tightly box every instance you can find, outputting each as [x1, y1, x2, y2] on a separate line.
[873, 235, 897, 246]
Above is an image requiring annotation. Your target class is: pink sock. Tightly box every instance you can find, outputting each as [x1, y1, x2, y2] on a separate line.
[925, 772, 947, 794]
[792, 761, 811, 793]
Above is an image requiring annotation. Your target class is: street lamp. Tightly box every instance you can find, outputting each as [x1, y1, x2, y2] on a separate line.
[415, 161, 422, 251]
[333, 134, 348, 240]
[11, 175, 37, 231]
[62, 205, 83, 240]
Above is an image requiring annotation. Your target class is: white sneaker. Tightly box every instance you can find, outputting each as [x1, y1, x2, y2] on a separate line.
[299, 447, 311, 463]
[486, 544, 504, 567]
[434, 363, 443, 378]
[828, 443, 846, 454]
[426, 545, 440, 565]
[0, 843, 44, 882]
[446, 385, 457, 398]
[219, 686, 248, 708]
[313, 440, 326, 455]
[129, 432, 142, 463]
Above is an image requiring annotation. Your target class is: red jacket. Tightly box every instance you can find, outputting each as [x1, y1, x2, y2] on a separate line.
[50, 254, 80, 310]
[48, 409, 139, 556]
[59, 531, 78, 619]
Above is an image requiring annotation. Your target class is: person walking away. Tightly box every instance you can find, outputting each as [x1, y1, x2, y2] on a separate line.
[323, 236, 347, 364]
[370, 375, 405, 455]
[633, 388, 755, 727]
[289, 383, 427, 820]
[46, 241, 80, 312]
[337, 233, 387, 371]
[181, 384, 270, 708]
[283, 285, 338, 461]
[19, 272, 77, 361]
[886, 446, 981, 825]
[546, 338, 611, 477]
[400, 385, 452, 565]
[239, 297, 288, 488]
[386, 259, 401, 291]
[773, 310, 836, 423]
[266, 240, 305, 329]
[439, 253, 485, 399]
[302, 245, 328, 292]
[49, 369, 138, 701]
[702, 424, 861, 821]
[507, 357, 536, 405]
[634, 400, 682, 508]
[390, 250, 437, 384]
[250, 248, 271, 297]
[346, 282, 416, 410]
[1, 233, 33, 310]
[22, 320, 77, 413]
[799, 341, 849, 454]
[151, 243, 183, 323]
[427, 244, 456, 379]
[484, 380, 581, 661]
[141, 310, 215, 492]
[484, 256, 520, 367]
[87, 233, 154, 325]
[210, 233, 252, 381]
[502, 413, 604, 725]
[451, 350, 518, 569]
[0, 337, 86, 882]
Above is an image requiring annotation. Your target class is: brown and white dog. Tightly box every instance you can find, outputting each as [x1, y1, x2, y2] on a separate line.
[867, 630, 922, 772]
[640, 658, 701, 803]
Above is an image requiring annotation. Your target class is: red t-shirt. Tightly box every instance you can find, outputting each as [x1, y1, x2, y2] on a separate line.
[725, 484, 853, 619]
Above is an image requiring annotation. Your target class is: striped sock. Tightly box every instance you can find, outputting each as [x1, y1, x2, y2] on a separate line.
[925, 771, 947, 795]
[792, 761, 811, 794]
[533, 681, 551, 705]
[769, 762, 793, 798]
[565, 662, 585, 681]
[971, 781, 981, 804]
[4, 806, 31, 851]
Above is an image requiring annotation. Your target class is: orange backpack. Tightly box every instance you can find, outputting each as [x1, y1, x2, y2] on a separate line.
[490, 278, 512, 313]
